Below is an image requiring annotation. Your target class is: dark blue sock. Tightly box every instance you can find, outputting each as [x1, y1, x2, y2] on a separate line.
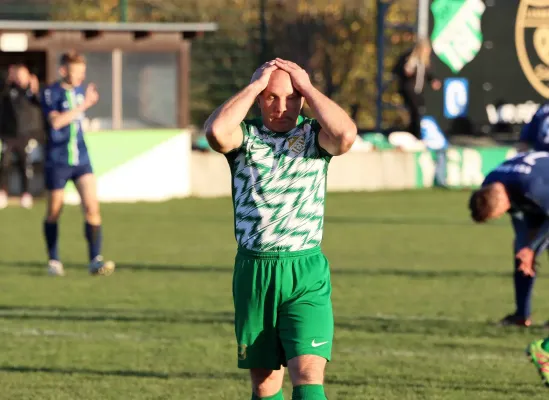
[43, 221, 59, 261]
[514, 259, 535, 317]
[85, 223, 102, 261]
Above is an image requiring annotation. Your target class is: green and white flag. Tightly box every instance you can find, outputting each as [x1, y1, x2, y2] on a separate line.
[430, 0, 486, 73]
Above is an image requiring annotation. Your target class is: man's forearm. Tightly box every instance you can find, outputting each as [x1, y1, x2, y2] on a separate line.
[301, 85, 357, 152]
[528, 219, 549, 257]
[50, 104, 87, 130]
[204, 81, 263, 137]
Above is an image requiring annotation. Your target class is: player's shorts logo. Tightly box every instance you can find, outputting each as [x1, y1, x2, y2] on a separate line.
[237, 344, 247, 360]
[516, 0, 549, 98]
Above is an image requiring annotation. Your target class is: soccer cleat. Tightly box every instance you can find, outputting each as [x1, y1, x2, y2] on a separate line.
[499, 313, 532, 327]
[89, 256, 115, 276]
[47, 260, 65, 276]
[20, 193, 33, 209]
[526, 339, 549, 387]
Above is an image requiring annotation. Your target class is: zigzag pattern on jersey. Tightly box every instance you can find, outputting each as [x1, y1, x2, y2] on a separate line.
[231, 123, 329, 251]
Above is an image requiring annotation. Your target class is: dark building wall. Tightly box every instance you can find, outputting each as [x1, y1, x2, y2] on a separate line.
[0, 0, 51, 20]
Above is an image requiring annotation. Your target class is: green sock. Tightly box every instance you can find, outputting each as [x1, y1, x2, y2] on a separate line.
[541, 338, 549, 352]
[251, 389, 284, 399]
[292, 385, 326, 400]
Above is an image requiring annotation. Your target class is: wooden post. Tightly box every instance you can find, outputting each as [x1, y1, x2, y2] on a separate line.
[46, 49, 58, 84]
[177, 40, 191, 129]
[112, 48, 123, 130]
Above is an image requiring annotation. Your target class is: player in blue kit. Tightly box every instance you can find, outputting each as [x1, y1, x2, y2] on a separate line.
[41, 51, 115, 277]
[469, 151, 549, 386]
[468, 151, 549, 327]
[518, 103, 549, 152]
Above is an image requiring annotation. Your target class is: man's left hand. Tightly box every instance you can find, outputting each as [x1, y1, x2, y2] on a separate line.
[30, 74, 39, 94]
[516, 247, 536, 277]
[274, 58, 313, 94]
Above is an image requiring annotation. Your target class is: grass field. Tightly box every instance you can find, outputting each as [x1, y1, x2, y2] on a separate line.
[2, 189, 549, 399]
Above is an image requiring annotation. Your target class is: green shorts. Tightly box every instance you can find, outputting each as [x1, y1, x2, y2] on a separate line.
[232, 246, 334, 370]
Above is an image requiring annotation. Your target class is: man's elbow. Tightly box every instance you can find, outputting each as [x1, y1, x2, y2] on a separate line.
[205, 125, 232, 154]
[335, 126, 358, 155]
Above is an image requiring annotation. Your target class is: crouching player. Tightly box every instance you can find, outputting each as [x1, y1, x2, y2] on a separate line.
[41, 51, 115, 277]
[469, 151, 549, 326]
[468, 151, 549, 386]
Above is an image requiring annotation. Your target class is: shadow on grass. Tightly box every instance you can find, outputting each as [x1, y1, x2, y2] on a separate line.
[0, 261, 512, 278]
[0, 365, 245, 381]
[0, 365, 538, 395]
[0, 261, 232, 274]
[0, 305, 542, 339]
[324, 215, 507, 228]
[0, 306, 234, 325]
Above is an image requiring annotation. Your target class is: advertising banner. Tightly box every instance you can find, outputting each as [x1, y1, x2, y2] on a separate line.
[424, 0, 549, 137]
[415, 146, 518, 188]
[64, 130, 191, 204]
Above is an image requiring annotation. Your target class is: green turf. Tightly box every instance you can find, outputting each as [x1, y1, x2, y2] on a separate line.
[1, 189, 549, 399]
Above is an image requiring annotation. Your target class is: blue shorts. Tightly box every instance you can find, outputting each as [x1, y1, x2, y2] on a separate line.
[44, 164, 93, 190]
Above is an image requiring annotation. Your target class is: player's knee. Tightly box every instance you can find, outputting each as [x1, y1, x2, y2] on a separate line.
[45, 210, 61, 223]
[250, 368, 284, 397]
[288, 355, 326, 386]
[83, 204, 101, 225]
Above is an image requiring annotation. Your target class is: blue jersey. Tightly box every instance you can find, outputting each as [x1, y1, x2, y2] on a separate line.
[483, 152, 549, 218]
[519, 103, 549, 151]
[41, 81, 90, 167]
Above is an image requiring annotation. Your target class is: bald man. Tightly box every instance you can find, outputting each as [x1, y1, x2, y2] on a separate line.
[204, 59, 357, 400]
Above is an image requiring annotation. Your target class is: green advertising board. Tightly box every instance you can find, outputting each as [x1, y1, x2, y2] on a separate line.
[415, 146, 518, 188]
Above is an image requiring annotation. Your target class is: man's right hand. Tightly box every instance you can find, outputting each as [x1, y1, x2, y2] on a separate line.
[250, 61, 278, 92]
[84, 83, 99, 108]
[29, 74, 39, 94]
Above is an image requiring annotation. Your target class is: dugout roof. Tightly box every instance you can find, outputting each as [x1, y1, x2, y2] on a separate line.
[0, 20, 218, 128]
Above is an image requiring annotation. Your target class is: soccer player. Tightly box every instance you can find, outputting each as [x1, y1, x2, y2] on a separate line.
[518, 102, 549, 152]
[40, 51, 115, 277]
[0, 64, 43, 209]
[468, 151, 549, 327]
[204, 58, 357, 400]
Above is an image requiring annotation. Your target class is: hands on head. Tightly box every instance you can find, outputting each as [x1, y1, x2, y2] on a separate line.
[250, 58, 312, 94]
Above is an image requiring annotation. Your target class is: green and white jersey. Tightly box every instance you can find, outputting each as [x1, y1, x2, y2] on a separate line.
[225, 116, 332, 252]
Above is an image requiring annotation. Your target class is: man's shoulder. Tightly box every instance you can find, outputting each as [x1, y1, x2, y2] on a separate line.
[43, 82, 63, 98]
[535, 103, 549, 119]
[298, 116, 319, 126]
[241, 118, 263, 129]
[44, 81, 61, 91]
[296, 116, 321, 135]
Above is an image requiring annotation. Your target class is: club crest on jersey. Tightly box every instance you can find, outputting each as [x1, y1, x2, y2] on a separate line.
[288, 135, 305, 155]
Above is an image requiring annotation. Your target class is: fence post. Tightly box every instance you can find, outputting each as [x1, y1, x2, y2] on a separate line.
[119, 0, 128, 22]
[375, 0, 388, 132]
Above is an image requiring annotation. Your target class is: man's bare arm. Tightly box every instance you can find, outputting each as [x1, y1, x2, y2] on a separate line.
[204, 62, 277, 154]
[301, 86, 357, 156]
[204, 82, 262, 154]
[49, 84, 98, 130]
[49, 106, 87, 131]
[274, 59, 357, 156]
